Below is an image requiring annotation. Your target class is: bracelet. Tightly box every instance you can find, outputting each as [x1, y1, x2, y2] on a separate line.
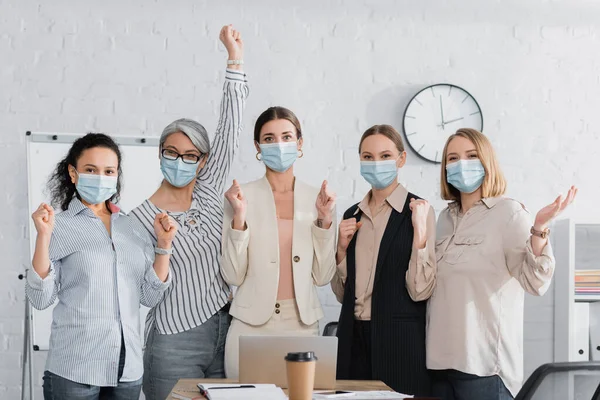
[155, 247, 173, 255]
[530, 226, 550, 239]
[227, 59, 244, 65]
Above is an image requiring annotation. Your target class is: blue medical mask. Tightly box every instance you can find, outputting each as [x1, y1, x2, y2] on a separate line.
[446, 159, 486, 194]
[259, 142, 298, 173]
[360, 160, 398, 189]
[160, 157, 199, 188]
[75, 172, 118, 205]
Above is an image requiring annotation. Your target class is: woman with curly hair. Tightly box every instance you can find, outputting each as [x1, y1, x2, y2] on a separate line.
[26, 133, 177, 400]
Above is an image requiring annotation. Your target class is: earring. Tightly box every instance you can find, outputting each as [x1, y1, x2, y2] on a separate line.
[256, 152, 262, 161]
[298, 149, 304, 158]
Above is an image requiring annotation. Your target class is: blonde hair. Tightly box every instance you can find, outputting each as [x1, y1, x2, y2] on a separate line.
[440, 128, 506, 202]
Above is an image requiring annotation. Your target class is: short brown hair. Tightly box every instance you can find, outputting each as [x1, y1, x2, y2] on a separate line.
[440, 128, 507, 202]
[254, 106, 302, 142]
[358, 124, 405, 153]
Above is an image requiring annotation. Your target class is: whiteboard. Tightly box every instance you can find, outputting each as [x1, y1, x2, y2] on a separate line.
[26, 132, 164, 351]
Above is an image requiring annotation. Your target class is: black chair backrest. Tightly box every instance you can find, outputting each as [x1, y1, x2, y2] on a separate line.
[515, 362, 600, 400]
[323, 321, 338, 337]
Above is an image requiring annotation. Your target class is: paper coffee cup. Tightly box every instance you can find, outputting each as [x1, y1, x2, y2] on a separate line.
[285, 351, 318, 400]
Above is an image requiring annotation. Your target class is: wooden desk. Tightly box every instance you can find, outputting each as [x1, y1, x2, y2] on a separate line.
[168, 379, 392, 399]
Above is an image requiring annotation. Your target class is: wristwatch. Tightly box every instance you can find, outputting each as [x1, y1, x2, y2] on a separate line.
[155, 247, 173, 255]
[227, 59, 244, 65]
[530, 226, 550, 239]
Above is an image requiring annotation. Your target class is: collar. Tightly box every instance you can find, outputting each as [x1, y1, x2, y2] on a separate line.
[65, 197, 88, 216]
[65, 197, 121, 217]
[448, 196, 503, 212]
[354, 183, 409, 216]
[481, 197, 503, 209]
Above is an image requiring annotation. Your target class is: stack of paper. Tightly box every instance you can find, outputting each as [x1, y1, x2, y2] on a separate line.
[198, 383, 287, 400]
[575, 270, 600, 297]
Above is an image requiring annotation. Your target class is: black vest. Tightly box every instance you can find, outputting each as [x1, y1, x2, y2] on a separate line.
[336, 193, 430, 395]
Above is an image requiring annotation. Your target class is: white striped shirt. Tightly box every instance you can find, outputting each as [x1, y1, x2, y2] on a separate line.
[26, 199, 171, 387]
[130, 69, 249, 336]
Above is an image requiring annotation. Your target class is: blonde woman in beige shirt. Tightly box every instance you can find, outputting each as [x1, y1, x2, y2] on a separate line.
[427, 128, 577, 400]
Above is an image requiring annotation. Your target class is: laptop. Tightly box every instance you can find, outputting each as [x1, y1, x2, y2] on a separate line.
[239, 335, 338, 389]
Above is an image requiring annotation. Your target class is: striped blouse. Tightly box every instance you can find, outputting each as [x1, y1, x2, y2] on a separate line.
[130, 68, 249, 336]
[26, 199, 171, 387]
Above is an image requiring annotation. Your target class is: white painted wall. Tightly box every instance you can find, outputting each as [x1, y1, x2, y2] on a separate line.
[2, 0, 600, 398]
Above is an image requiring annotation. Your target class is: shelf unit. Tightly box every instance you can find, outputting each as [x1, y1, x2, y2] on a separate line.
[554, 219, 600, 360]
[552, 219, 600, 399]
[575, 295, 600, 302]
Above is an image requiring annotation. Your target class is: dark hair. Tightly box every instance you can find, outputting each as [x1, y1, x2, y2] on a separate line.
[48, 133, 123, 211]
[253, 106, 302, 142]
[358, 124, 405, 153]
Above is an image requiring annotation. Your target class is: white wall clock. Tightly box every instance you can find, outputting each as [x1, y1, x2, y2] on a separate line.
[402, 84, 483, 164]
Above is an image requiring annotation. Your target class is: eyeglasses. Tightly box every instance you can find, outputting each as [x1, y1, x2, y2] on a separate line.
[161, 149, 203, 164]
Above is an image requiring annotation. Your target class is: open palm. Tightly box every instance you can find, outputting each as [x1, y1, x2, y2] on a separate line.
[535, 186, 578, 228]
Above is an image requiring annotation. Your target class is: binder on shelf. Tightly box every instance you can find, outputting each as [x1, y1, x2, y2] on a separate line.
[589, 302, 600, 361]
[573, 302, 590, 361]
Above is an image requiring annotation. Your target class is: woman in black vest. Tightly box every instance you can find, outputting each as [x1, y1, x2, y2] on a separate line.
[331, 125, 437, 395]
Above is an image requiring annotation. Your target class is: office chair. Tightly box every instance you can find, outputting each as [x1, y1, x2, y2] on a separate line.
[515, 361, 600, 400]
[323, 321, 338, 336]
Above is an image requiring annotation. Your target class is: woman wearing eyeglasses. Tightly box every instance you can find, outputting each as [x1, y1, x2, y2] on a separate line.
[129, 25, 249, 400]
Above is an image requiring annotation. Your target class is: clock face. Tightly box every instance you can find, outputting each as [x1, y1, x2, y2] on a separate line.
[403, 84, 483, 164]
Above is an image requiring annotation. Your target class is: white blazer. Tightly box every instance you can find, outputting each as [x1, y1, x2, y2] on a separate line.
[221, 176, 337, 326]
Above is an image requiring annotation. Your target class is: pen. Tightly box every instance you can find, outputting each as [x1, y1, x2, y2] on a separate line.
[209, 385, 256, 390]
[198, 385, 255, 400]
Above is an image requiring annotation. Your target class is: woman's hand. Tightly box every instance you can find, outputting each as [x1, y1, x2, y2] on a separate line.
[225, 179, 247, 230]
[32, 203, 55, 240]
[336, 218, 362, 263]
[409, 198, 430, 249]
[219, 24, 243, 62]
[315, 180, 336, 229]
[534, 186, 578, 230]
[154, 213, 177, 248]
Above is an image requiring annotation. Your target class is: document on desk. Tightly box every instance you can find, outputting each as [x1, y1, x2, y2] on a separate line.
[313, 391, 413, 399]
[197, 383, 286, 400]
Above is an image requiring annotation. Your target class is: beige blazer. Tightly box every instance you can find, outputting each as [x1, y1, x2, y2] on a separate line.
[221, 176, 337, 326]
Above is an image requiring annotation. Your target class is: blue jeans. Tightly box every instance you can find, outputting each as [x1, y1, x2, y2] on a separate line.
[431, 369, 514, 400]
[43, 334, 141, 400]
[42, 372, 142, 400]
[142, 308, 231, 400]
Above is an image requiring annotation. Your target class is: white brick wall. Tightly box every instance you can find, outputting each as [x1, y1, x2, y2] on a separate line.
[2, 0, 600, 397]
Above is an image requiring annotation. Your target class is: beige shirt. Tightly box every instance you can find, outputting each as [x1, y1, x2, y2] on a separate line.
[426, 197, 555, 397]
[331, 184, 437, 320]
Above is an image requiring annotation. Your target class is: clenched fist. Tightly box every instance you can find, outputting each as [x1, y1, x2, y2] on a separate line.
[32, 203, 55, 238]
[337, 218, 362, 255]
[409, 198, 430, 249]
[219, 24, 243, 60]
[225, 179, 247, 230]
[154, 213, 177, 247]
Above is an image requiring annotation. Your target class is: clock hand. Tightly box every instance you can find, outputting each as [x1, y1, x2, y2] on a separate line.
[439, 95, 445, 129]
[444, 117, 464, 125]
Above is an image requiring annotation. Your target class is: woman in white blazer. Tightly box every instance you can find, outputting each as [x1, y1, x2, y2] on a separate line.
[221, 106, 337, 378]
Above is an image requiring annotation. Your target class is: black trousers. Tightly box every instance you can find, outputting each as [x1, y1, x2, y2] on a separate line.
[348, 320, 372, 380]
